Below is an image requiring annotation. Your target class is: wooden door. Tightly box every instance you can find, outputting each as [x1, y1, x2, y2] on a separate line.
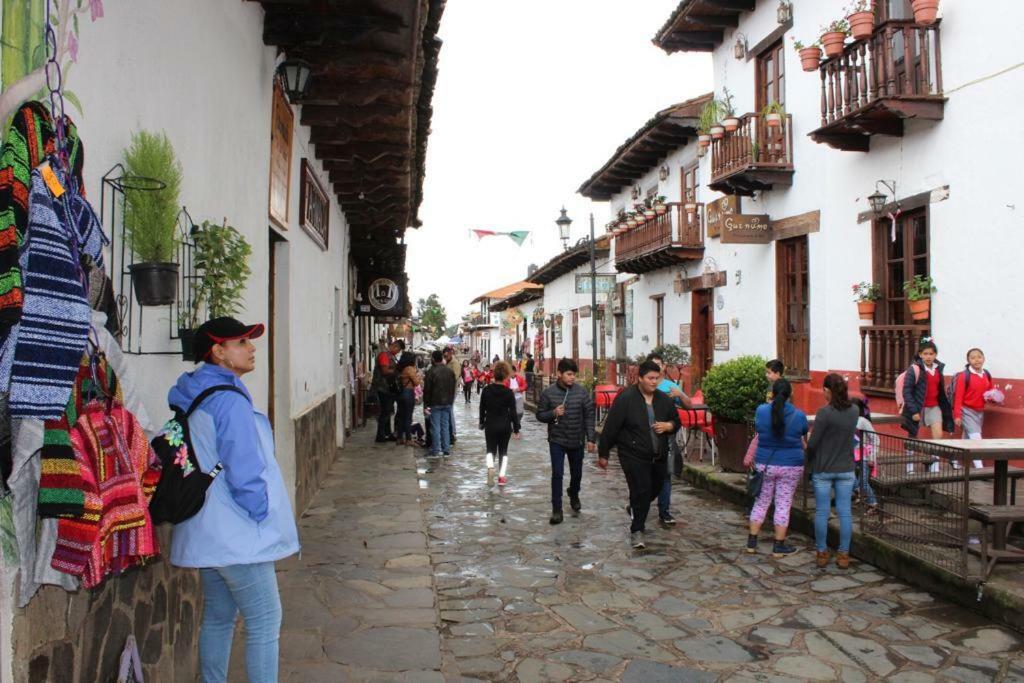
[654, 296, 665, 348]
[776, 235, 810, 378]
[691, 289, 714, 388]
[571, 309, 580, 362]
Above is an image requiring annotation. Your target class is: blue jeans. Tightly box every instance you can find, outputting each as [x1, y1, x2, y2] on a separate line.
[395, 388, 415, 440]
[550, 443, 584, 511]
[199, 562, 282, 683]
[429, 405, 453, 454]
[812, 471, 856, 553]
[657, 442, 676, 518]
[375, 390, 395, 440]
[856, 458, 877, 506]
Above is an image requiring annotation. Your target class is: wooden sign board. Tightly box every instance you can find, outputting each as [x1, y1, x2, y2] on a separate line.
[269, 81, 293, 229]
[299, 159, 329, 250]
[714, 323, 730, 351]
[681, 270, 727, 293]
[679, 323, 691, 348]
[580, 305, 592, 318]
[720, 214, 772, 244]
[706, 195, 740, 238]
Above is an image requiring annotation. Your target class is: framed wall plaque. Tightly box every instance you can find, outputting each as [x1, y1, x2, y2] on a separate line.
[269, 81, 293, 229]
[299, 159, 329, 250]
[679, 323, 691, 348]
[714, 323, 730, 350]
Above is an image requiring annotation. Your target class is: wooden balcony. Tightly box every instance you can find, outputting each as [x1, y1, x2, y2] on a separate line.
[614, 203, 703, 275]
[810, 20, 944, 152]
[709, 113, 794, 196]
[859, 324, 929, 395]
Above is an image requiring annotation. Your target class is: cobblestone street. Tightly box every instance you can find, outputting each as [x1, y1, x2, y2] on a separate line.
[274, 400, 1024, 682]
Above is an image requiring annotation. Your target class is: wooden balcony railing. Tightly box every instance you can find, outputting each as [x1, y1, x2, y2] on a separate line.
[709, 113, 794, 194]
[859, 324, 929, 394]
[813, 20, 943, 151]
[614, 203, 703, 267]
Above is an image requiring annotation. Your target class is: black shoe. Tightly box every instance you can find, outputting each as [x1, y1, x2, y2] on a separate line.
[631, 531, 646, 549]
[384, 434, 397, 442]
[568, 490, 581, 514]
[375, 437, 388, 443]
[549, 510, 563, 525]
[659, 513, 677, 526]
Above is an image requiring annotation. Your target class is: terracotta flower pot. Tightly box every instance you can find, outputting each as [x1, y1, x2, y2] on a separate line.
[912, 0, 939, 25]
[856, 300, 876, 322]
[765, 113, 782, 128]
[723, 117, 740, 132]
[908, 298, 931, 321]
[710, 125, 725, 139]
[698, 134, 711, 147]
[644, 209, 656, 219]
[848, 11, 875, 40]
[799, 46, 823, 72]
[821, 31, 847, 58]
[655, 204, 667, 215]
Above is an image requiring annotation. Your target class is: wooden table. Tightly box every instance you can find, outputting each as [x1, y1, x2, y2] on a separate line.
[806, 412, 902, 426]
[931, 439, 1024, 549]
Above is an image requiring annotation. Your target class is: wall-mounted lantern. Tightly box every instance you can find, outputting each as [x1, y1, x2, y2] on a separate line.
[277, 58, 313, 102]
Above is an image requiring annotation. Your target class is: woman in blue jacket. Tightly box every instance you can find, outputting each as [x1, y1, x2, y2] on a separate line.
[169, 317, 300, 683]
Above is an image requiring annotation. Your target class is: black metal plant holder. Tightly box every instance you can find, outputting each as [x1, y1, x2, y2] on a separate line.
[101, 164, 201, 355]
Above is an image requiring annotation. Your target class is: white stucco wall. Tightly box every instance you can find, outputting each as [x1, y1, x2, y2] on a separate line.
[541, 264, 611, 362]
[600, 0, 1024, 378]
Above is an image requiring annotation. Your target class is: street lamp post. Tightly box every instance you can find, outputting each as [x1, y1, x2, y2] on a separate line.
[556, 207, 572, 250]
[589, 213, 599, 379]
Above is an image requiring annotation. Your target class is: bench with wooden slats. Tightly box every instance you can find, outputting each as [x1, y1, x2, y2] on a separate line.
[968, 505, 1024, 580]
[872, 467, 1024, 504]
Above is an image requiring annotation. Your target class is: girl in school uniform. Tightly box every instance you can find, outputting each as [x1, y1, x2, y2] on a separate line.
[953, 348, 998, 468]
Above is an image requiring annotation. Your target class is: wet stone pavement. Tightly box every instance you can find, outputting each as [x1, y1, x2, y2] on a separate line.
[273, 399, 1024, 682]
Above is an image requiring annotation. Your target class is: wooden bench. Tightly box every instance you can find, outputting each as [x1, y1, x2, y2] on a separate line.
[873, 467, 1024, 504]
[969, 505, 1024, 579]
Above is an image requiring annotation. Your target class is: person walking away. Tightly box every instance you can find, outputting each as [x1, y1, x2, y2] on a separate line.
[648, 353, 692, 526]
[461, 360, 475, 404]
[423, 350, 457, 457]
[899, 338, 954, 471]
[953, 348, 996, 468]
[169, 317, 299, 683]
[851, 397, 879, 512]
[371, 340, 402, 443]
[745, 378, 808, 557]
[536, 358, 597, 525]
[443, 347, 459, 445]
[807, 373, 860, 569]
[394, 353, 419, 446]
[597, 361, 680, 549]
[505, 365, 527, 421]
[480, 362, 521, 486]
[524, 353, 535, 378]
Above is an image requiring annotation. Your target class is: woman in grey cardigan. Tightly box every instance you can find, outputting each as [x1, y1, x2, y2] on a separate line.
[807, 373, 860, 569]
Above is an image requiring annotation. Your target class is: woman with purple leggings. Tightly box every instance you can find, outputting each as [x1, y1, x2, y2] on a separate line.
[746, 378, 808, 557]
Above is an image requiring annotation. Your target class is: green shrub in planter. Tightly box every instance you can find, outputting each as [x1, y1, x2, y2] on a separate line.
[701, 355, 769, 423]
[124, 130, 182, 263]
[634, 344, 690, 367]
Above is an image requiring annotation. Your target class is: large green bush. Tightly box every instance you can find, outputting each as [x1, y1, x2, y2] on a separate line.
[701, 355, 769, 423]
[123, 130, 182, 263]
[634, 344, 690, 366]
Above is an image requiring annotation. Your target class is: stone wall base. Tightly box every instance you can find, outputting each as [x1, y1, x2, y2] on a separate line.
[294, 393, 339, 514]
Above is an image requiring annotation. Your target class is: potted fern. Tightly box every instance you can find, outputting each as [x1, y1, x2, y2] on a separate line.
[903, 274, 935, 321]
[720, 89, 739, 132]
[762, 101, 785, 129]
[124, 131, 183, 306]
[179, 219, 253, 360]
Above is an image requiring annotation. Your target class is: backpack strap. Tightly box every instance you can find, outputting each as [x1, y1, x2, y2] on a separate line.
[182, 384, 249, 417]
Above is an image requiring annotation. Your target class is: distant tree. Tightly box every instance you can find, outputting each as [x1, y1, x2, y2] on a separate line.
[416, 294, 447, 338]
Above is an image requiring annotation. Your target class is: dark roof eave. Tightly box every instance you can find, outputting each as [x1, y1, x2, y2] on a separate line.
[528, 242, 611, 286]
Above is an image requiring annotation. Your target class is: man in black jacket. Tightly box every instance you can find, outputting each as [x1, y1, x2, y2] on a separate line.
[537, 358, 596, 525]
[424, 350, 457, 456]
[598, 360, 681, 549]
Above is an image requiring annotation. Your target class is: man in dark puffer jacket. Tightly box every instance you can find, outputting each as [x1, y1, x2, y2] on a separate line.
[537, 358, 596, 525]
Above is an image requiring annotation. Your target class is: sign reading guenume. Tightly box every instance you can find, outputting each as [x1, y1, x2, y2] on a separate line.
[720, 213, 772, 244]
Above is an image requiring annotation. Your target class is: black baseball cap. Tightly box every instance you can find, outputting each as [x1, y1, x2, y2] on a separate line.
[193, 317, 265, 363]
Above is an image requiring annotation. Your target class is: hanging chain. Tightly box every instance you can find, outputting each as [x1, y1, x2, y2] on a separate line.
[43, 0, 69, 170]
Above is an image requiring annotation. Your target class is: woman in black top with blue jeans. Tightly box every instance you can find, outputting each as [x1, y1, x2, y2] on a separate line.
[479, 362, 521, 486]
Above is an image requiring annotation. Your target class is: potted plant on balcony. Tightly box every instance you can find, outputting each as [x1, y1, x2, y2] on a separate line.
[698, 99, 717, 147]
[123, 130, 183, 306]
[912, 0, 939, 25]
[847, 0, 876, 41]
[626, 212, 638, 228]
[903, 274, 936, 321]
[761, 101, 785, 128]
[852, 280, 881, 323]
[654, 195, 668, 215]
[820, 19, 850, 59]
[701, 355, 769, 473]
[792, 38, 823, 72]
[720, 89, 739, 132]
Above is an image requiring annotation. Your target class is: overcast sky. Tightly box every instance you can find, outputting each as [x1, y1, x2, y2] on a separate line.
[405, 0, 712, 326]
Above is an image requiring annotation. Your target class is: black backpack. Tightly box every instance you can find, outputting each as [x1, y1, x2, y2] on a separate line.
[148, 385, 247, 524]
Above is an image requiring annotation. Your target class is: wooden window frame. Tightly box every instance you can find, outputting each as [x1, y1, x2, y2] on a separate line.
[653, 295, 665, 348]
[775, 235, 810, 379]
[872, 207, 929, 325]
[681, 164, 699, 203]
[756, 39, 786, 112]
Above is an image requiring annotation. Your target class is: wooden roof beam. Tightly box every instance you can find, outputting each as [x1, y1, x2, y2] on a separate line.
[703, 0, 755, 11]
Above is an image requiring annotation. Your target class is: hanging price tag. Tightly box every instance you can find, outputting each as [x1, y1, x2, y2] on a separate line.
[39, 162, 65, 199]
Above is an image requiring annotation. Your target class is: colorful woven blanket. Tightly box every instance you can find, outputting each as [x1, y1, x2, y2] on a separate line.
[0, 101, 84, 327]
[7, 163, 106, 418]
[52, 403, 160, 588]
